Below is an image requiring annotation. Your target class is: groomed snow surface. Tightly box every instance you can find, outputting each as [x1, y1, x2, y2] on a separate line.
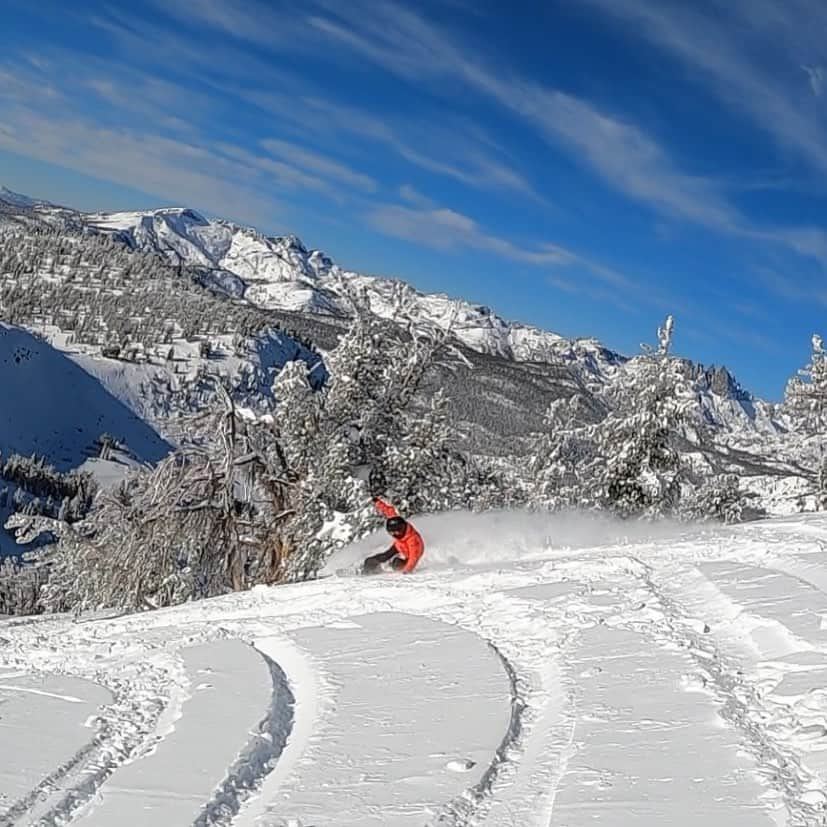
[3, 511, 827, 825]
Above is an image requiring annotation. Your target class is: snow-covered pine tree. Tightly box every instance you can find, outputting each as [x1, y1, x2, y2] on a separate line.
[0, 555, 44, 616]
[530, 395, 601, 509]
[784, 334, 827, 508]
[264, 355, 366, 582]
[271, 294, 471, 580]
[688, 473, 750, 524]
[526, 318, 696, 517]
[597, 316, 695, 517]
[4, 391, 278, 613]
[379, 388, 463, 513]
[785, 334, 827, 434]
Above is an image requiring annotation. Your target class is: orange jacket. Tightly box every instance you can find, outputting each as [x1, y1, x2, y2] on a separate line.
[374, 498, 424, 573]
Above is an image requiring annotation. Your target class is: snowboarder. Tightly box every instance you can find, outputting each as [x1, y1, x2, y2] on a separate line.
[362, 497, 424, 574]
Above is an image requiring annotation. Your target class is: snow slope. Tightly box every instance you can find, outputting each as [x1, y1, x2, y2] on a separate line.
[3, 511, 827, 824]
[0, 323, 170, 470]
[0, 323, 173, 555]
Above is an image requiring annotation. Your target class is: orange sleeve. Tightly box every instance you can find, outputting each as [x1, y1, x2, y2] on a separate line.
[401, 531, 424, 573]
[374, 498, 399, 519]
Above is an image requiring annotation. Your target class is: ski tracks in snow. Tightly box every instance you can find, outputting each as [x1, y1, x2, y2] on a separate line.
[2, 514, 827, 824]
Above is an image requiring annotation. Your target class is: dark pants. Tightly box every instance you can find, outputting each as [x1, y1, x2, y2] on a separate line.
[363, 548, 406, 573]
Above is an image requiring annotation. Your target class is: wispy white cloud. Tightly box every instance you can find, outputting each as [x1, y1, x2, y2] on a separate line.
[0, 47, 378, 212]
[88, 8, 284, 85]
[4, 37, 213, 137]
[577, 0, 827, 174]
[242, 91, 539, 199]
[305, 1, 827, 275]
[307, 8, 448, 84]
[755, 267, 827, 306]
[307, 2, 739, 228]
[307, 98, 539, 198]
[368, 202, 572, 265]
[0, 66, 63, 103]
[147, 0, 307, 49]
[732, 301, 769, 321]
[260, 138, 377, 193]
[88, 4, 540, 202]
[747, 224, 827, 273]
[507, 88, 738, 229]
[398, 184, 434, 208]
[731, 0, 827, 66]
[81, 73, 200, 134]
[22, 53, 51, 72]
[84, 0, 827, 265]
[683, 319, 780, 354]
[546, 274, 638, 315]
[803, 64, 825, 96]
[158, 0, 267, 39]
[0, 105, 283, 226]
[215, 142, 346, 202]
[366, 197, 653, 304]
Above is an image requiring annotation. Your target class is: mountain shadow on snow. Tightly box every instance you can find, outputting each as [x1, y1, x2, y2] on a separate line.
[0, 325, 170, 470]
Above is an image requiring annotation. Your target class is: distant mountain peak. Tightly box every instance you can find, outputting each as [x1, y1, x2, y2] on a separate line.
[0, 186, 44, 208]
[77, 203, 576, 360]
[157, 206, 207, 222]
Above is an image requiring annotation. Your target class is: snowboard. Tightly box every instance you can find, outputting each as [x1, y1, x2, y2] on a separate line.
[314, 563, 389, 580]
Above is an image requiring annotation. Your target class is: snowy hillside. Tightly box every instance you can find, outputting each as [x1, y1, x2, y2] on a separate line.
[0, 188, 779, 438]
[3, 510, 827, 824]
[1, 183, 825, 823]
[0, 323, 171, 554]
[0, 324, 169, 470]
[83, 205, 573, 361]
[0, 217, 322, 433]
[0, 216, 329, 554]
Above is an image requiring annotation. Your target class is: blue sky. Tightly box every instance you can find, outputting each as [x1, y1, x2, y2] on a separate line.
[1, 0, 826, 399]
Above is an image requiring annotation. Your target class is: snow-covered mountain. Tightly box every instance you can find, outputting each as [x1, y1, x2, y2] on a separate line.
[0, 188, 779, 440]
[34, 202, 611, 365]
[0, 186, 44, 209]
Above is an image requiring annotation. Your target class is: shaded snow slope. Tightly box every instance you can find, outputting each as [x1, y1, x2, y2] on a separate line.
[0, 324, 170, 470]
[4, 512, 827, 824]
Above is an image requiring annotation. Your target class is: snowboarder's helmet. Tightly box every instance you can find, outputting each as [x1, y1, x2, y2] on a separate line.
[386, 516, 407, 535]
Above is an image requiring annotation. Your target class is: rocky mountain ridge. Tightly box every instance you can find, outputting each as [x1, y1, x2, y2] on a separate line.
[0, 187, 779, 439]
